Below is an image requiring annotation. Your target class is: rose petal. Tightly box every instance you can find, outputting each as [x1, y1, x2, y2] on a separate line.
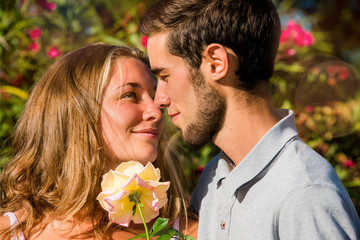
[131, 201, 159, 224]
[115, 161, 144, 177]
[120, 173, 140, 190]
[135, 174, 151, 189]
[97, 190, 116, 211]
[140, 187, 167, 212]
[138, 162, 160, 181]
[147, 181, 170, 198]
[109, 197, 134, 226]
[104, 190, 130, 211]
[102, 170, 129, 190]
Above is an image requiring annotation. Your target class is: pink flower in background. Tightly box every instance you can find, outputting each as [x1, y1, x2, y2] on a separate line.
[287, 48, 296, 56]
[305, 106, 314, 113]
[28, 42, 40, 52]
[39, 0, 57, 11]
[141, 36, 148, 48]
[339, 70, 349, 80]
[344, 159, 356, 168]
[29, 28, 42, 39]
[280, 20, 315, 47]
[47, 46, 61, 58]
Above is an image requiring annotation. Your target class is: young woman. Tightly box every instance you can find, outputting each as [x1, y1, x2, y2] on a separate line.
[0, 43, 197, 239]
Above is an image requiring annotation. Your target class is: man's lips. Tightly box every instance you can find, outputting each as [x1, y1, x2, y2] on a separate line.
[168, 113, 180, 124]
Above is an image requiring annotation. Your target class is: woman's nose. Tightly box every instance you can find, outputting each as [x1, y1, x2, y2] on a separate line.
[142, 99, 162, 122]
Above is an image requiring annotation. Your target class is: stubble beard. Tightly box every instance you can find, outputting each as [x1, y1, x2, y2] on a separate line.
[182, 69, 226, 147]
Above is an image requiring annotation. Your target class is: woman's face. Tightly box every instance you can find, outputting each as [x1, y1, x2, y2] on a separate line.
[100, 57, 164, 168]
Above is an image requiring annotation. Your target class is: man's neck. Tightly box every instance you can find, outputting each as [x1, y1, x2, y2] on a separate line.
[213, 84, 279, 166]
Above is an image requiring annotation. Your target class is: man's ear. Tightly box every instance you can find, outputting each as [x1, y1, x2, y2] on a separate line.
[201, 43, 229, 82]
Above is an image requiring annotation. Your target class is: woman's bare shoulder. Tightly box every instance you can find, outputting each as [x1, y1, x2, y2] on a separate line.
[110, 230, 138, 239]
[0, 214, 11, 228]
[0, 215, 11, 238]
[180, 216, 198, 238]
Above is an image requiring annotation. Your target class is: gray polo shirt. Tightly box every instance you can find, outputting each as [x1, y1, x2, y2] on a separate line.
[190, 109, 360, 240]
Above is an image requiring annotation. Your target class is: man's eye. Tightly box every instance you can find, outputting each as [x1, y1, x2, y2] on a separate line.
[159, 75, 169, 82]
[120, 92, 137, 100]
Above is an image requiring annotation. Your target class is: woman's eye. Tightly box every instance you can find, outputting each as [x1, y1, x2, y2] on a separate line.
[120, 92, 137, 100]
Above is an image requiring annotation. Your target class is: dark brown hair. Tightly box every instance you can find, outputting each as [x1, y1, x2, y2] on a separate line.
[139, 0, 281, 90]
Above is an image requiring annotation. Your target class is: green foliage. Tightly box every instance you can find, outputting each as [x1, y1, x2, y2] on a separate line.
[271, 0, 360, 212]
[129, 217, 196, 240]
[0, 0, 359, 217]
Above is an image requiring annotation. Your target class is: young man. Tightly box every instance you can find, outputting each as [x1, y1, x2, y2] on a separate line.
[139, 0, 360, 239]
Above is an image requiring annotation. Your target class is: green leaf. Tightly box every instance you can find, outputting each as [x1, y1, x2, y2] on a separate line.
[151, 218, 169, 232]
[168, 228, 185, 239]
[343, 179, 360, 188]
[183, 236, 197, 240]
[1, 86, 28, 100]
[156, 234, 172, 240]
[128, 233, 148, 240]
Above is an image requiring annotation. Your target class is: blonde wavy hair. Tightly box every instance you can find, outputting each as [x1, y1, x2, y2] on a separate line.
[0, 42, 187, 239]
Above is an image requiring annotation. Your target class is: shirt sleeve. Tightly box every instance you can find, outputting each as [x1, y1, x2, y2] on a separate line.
[276, 184, 360, 240]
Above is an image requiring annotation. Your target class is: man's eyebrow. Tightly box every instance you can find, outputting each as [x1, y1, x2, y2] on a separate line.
[151, 67, 164, 75]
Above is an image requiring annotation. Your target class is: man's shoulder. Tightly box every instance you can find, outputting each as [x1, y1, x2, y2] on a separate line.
[201, 151, 222, 174]
[189, 152, 222, 214]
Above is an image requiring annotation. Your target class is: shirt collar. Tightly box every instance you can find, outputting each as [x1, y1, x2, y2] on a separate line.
[218, 109, 299, 194]
[214, 151, 235, 187]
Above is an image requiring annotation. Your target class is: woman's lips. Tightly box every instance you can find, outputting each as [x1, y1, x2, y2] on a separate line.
[132, 128, 158, 138]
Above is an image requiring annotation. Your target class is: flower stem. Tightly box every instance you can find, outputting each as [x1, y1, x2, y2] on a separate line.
[137, 202, 150, 240]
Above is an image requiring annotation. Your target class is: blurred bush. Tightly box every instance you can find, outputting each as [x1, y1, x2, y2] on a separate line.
[0, 0, 359, 212]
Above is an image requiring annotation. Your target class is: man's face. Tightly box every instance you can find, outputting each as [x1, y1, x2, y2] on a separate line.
[147, 32, 225, 146]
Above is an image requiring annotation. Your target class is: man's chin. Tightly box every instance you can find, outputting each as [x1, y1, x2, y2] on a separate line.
[182, 129, 213, 148]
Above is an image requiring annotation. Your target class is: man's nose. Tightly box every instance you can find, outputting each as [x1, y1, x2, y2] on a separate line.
[154, 86, 171, 109]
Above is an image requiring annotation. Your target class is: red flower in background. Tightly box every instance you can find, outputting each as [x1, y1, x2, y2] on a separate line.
[29, 28, 42, 40]
[47, 46, 61, 58]
[11, 75, 25, 87]
[305, 106, 314, 113]
[28, 42, 40, 52]
[344, 159, 356, 168]
[141, 36, 148, 48]
[38, 0, 56, 11]
[280, 20, 315, 47]
[286, 48, 296, 56]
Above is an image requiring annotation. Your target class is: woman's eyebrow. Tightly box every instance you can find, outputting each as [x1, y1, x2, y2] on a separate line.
[112, 82, 141, 93]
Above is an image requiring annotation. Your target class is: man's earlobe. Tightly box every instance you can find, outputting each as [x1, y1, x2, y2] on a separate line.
[202, 43, 229, 81]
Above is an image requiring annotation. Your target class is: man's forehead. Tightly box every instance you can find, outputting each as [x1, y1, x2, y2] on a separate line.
[147, 33, 171, 70]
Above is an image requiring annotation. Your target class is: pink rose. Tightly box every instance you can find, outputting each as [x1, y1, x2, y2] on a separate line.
[287, 48, 296, 56]
[97, 161, 170, 227]
[280, 20, 315, 47]
[39, 0, 57, 11]
[141, 36, 148, 48]
[29, 28, 42, 40]
[344, 159, 356, 168]
[305, 106, 314, 113]
[28, 42, 40, 52]
[47, 46, 61, 58]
